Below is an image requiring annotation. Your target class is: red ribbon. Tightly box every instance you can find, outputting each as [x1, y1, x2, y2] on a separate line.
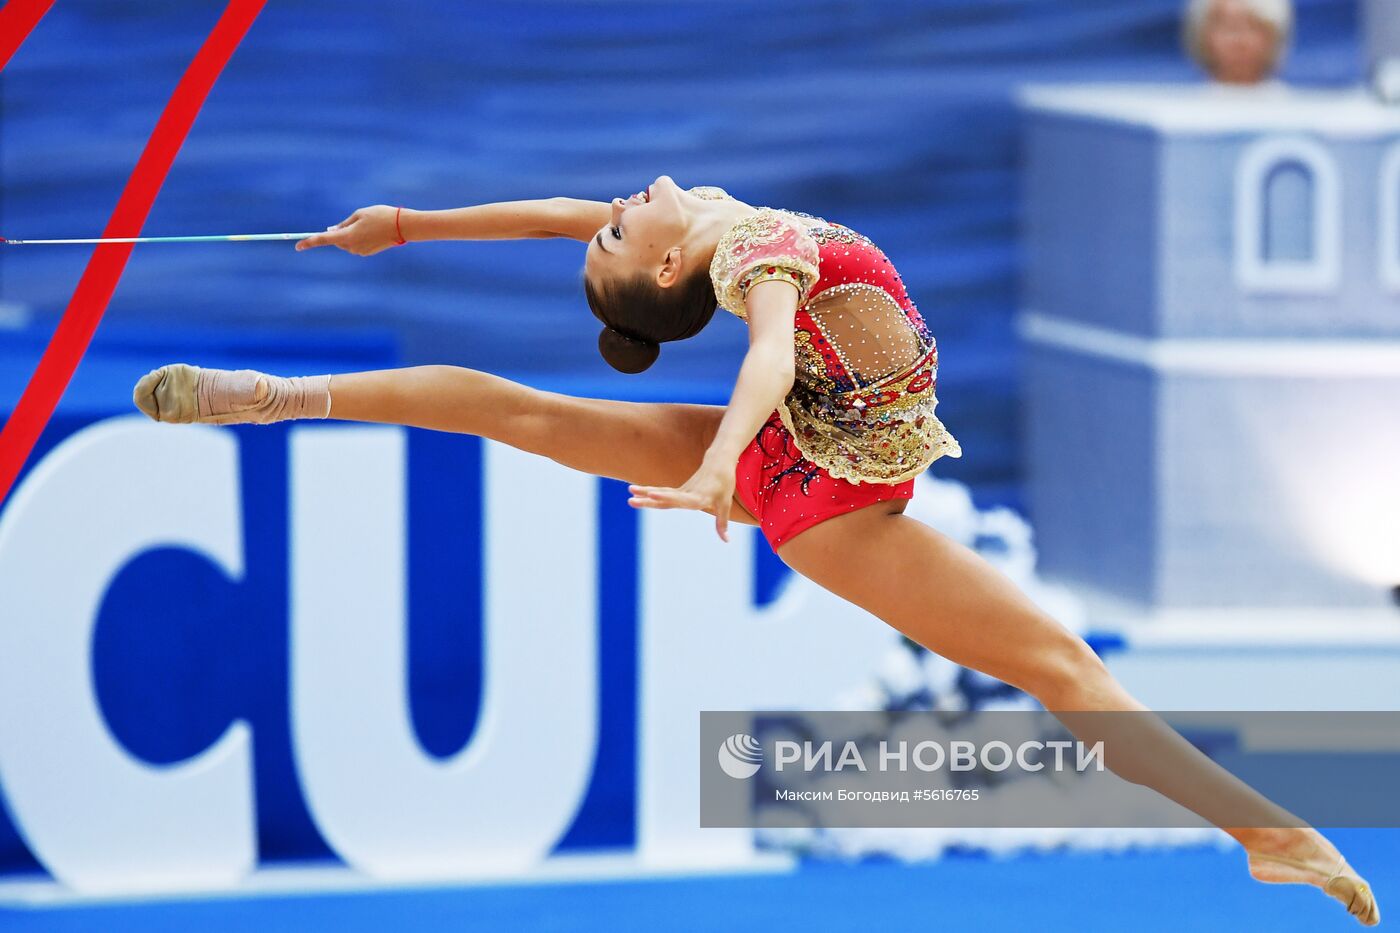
[0, 0, 268, 508]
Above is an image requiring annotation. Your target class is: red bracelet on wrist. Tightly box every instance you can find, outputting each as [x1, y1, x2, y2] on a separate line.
[394, 206, 407, 246]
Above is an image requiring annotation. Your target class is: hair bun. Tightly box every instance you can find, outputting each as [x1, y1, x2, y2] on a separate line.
[598, 325, 660, 374]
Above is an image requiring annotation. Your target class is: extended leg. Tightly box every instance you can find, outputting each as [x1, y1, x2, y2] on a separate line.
[134, 363, 759, 527]
[774, 505, 1379, 926]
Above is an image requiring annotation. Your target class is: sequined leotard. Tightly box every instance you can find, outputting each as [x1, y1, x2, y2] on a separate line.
[699, 185, 962, 487]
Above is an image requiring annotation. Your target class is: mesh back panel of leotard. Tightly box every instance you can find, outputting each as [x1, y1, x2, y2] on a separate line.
[804, 282, 925, 386]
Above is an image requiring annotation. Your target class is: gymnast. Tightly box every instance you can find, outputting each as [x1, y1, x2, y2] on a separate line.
[133, 176, 1378, 925]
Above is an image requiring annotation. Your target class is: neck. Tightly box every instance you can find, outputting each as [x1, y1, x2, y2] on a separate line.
[683, 196, 758, 275]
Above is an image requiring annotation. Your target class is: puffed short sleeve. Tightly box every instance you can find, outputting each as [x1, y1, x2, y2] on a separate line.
[709, 208, 821, 321]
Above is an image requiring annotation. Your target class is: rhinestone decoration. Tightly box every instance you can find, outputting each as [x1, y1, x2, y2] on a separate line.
[705, 196, 963, 484]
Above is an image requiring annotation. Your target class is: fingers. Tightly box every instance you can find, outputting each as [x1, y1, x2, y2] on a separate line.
[628, 486, 731, 541]
[627, 485, 703, 511]
[295, 213, 359, 251]
[295, 230, 341, 251]
[627, 485, 680, 509]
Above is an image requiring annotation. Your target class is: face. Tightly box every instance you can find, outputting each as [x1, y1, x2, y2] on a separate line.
[585, 174, 690, 289]
[1201, 0, 1279, 85]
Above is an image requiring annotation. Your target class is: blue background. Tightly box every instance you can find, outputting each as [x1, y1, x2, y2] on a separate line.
[2, 4, 1392, 930]
[0, 0, 1362, 510]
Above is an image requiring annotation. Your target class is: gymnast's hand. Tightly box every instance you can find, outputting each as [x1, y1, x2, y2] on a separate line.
[628, 456, 737, 543]
[295, 205, 403, 255]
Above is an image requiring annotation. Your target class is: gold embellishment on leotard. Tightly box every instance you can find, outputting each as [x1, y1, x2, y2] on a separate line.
[793, 329, 837, 395]
[777, 342, 963, 485]
[807, 224, 875, 248]
[710, 205, 963, 484]
[740, 265, 805, 297]
[709, 208, 821, 321]
[686, 185, 731, 201]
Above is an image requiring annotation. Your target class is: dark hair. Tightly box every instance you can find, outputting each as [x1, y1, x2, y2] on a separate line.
[582, 265, 718, 374]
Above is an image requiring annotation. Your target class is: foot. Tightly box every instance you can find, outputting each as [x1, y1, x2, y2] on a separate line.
[1246, 829, 1380, 926]
[133, 363, 331, 425]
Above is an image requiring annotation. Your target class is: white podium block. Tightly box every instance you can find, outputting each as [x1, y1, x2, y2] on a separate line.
[1018, 84, 1400, 615]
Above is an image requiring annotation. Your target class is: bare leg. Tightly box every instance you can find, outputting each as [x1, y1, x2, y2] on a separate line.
[326, 365, 760, 525]
[135, 363, 760, 527]
[775, 504, 1379, 926]
[135, 362, 1374, 922]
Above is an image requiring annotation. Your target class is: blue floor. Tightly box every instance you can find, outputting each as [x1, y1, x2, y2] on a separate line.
[3, 829, 1393, 933]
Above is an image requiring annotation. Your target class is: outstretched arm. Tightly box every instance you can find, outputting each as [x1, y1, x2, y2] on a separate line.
[628, 279, 798, 541]
[704, 281, 799, 465]
[296, 197, 612, 255]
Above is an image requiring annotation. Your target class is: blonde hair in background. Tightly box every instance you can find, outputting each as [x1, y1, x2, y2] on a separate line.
[1183, 0, 1295, 73]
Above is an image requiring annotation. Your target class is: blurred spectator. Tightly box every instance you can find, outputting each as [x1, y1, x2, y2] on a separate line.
[1364, 0, 1400, 101]
[1184, 0, 1294, 85]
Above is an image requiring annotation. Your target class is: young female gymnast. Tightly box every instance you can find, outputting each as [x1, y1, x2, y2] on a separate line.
[133, 176, 1378, 925]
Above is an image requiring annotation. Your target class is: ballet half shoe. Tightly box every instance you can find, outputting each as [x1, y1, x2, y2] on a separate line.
[133, 363, 201, 423]
[133, 363, 331, 425]
[1251, 852, 1381, 926]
